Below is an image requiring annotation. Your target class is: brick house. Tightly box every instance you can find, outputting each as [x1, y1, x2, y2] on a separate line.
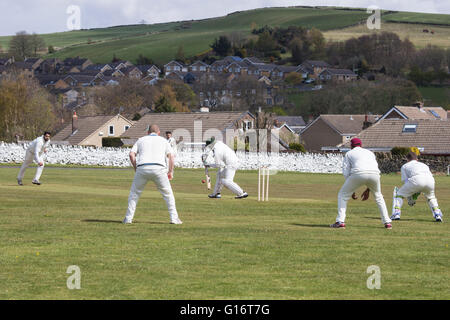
[300, 114, 380, 151]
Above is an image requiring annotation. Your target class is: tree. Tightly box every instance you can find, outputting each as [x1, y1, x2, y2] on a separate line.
[0, 74, 56, 141]
[175, 45, 186, 63]
[8, 31, 33, 61]
[210, 36, 232, 57]
[154, 95, 175, 113]
[136, 54, 154, 65]
[285, 72, 303, 85]
[48, 45, 55, 54]
[30, 33, 45, 56]
[290, 37, 310, 64]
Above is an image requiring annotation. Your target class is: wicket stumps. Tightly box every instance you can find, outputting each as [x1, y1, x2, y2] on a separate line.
[258, 166, 270, 201]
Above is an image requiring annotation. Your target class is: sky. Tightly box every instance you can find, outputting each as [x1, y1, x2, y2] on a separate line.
[0, 0, 448, 36]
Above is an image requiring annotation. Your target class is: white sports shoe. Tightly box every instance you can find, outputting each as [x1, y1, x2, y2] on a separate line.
[122, 218, 132, 224]
[170, 218, 183, 225]
[390, 209, 401, 220]
[434, 211, 443, 222]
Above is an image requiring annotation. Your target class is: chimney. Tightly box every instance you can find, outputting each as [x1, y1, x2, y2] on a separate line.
[72, 111, 78, 134]
[362, 114, 372, 130]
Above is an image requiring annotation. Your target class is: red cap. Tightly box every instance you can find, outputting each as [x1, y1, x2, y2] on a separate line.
[351, 138, 362, 148]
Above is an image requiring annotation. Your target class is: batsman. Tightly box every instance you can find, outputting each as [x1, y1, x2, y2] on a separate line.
[201, 137, 248, 199]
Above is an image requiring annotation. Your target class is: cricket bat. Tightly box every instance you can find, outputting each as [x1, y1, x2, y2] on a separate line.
[205, 167, 211, 190]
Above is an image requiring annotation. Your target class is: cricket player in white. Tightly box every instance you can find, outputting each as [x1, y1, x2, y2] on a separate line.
[331, 138, 392, 229]
[123, 125, 182, 224]
[202, 139, 248, 199]
[391, 151, 443, 222]
[166, 131, 178, 157]
[17, 132, 51, 186]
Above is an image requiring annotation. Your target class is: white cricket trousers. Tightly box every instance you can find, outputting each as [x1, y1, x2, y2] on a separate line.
[125, 166, 180, 222]
[394, 175, 441, 215]
[17, 151, 44, 181]
[337, 173, 391, 224]
[213, 167, 244, 196]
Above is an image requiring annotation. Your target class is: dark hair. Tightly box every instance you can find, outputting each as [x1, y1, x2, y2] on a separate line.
[166, 131, 172, 134]
[406, 151, 418, 161]
[43, 131, 51, 136]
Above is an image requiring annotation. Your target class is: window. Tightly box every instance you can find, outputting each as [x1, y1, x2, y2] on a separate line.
[192, 66, 197, 71]
[266, 98, 273, 105]
[124, 125, 130, 131]
[243, 120, 252, 130]
[402, 124, 417, 133]
[429, 110, 441, 119]
[200, 66, 206, 71]
[109, 125, 115, 136]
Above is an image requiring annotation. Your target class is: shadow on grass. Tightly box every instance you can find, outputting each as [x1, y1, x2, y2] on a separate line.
[363, 216, 432, 222]
[82, 219, 167, 224]
[291, 223, 330, 228]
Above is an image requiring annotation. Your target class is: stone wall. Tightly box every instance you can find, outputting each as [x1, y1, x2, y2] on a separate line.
[376, 152, 450, 174]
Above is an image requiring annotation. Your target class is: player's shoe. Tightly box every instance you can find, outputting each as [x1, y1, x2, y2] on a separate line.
[208, 193, 221, 199]
[384, 223, 392, 229]
[235, 192, 248, 199]
[390, 213, 401, 220]
[17, 179, 23, 186]
[434, 211, 443, 222]
[407, 193, 420, 206]
[330, 222, 345, 228]
[170, 218, 183, 225]
[122, 218, 132, 224]
[32, 180, 41, 185]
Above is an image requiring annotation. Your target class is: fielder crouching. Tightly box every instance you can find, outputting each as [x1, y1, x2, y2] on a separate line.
[331, 138, 392, 229]
[391, 151, 443, 222]
[202, 138, 248, 199]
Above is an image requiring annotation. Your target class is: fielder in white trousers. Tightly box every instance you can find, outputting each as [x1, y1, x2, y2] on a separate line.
[17, 132, 51, 185]
[123, 125, 182, 224]
[125, 166, 180, 223]
[392, 153, 443, 222]
[333, 140, 391, 228]
[337, 173, 391, 225]
[18, 151, 45, 182]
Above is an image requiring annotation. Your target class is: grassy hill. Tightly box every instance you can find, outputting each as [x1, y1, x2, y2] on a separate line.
[0, 7, 448, 65]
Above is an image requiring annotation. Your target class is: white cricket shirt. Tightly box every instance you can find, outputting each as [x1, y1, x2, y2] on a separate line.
[342, 146, 380, 178]
[131, 134, 174, 168]
[401, 160, 433, 182]
[27, 136, 50, 163]
[211, 141, 239, 169]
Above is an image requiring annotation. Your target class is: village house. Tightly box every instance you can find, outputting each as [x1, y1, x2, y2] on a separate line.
[318, 68, 358, 82]
[300, 114, 380, 152]
[378, 103, 448, 121]
[52, 113, 134, 147]
[300, 60, 330, 78]
[338, 119, 450, 155]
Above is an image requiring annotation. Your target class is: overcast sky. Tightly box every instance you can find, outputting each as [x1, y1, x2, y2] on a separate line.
[0, 0, 448, 36]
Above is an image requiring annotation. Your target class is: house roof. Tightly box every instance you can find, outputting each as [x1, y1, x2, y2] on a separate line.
[52, 114, 133, 145]
[382, 106, 448, 121]
[339, 119, 450, 155]
[321, 68, 357, 76]
[35, 74, 63, 86]
[63, 57, 90, 66]
[243, 57, 265, 65]
[304, 114, 380, 135]
[121, 111, 254, 142]
[303, 60, 330, 68]
[275, 116, 306, 127]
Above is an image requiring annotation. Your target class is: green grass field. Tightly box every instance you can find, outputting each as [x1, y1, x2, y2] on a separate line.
[0, 166, 449, 299]
[383, 12, 450, 26]
[418, 86, 450, 108]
